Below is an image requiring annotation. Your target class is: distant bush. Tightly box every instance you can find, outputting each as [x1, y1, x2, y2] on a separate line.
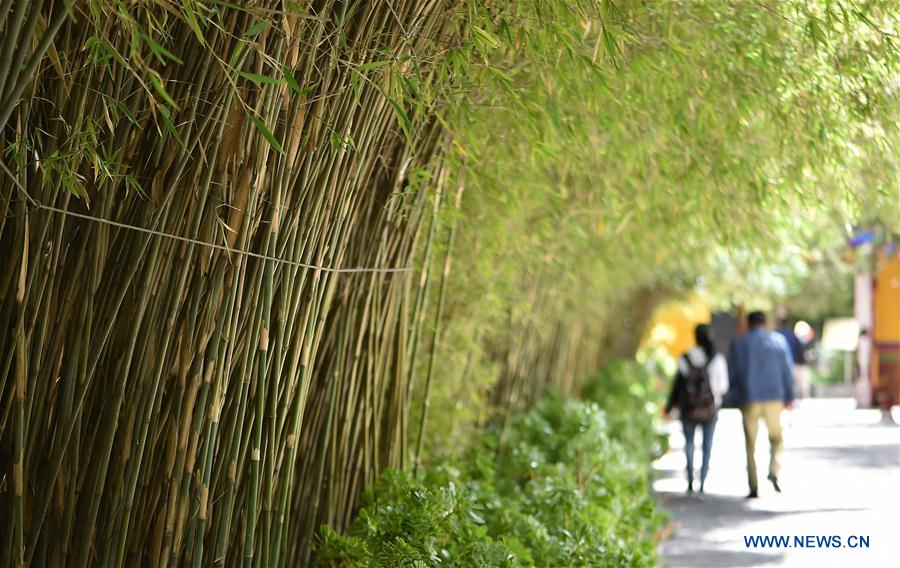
[580, 359, 668, 461]
[811, 350, 847, 385]
[318, 369, 664, 567]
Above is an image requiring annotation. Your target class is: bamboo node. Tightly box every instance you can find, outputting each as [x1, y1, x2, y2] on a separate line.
[17, 216, 28, 303]
[251, 448, 261, 461]
[259, 327, 269, 351]
[301, 346, 309, 367]
[13, 462, 23, 495]
[210, 398, 222, 422]
[199, 486, 209, 520]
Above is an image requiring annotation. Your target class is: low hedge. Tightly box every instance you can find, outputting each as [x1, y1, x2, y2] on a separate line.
[580, 359, 669, 461]
[318, 364, 665, 566]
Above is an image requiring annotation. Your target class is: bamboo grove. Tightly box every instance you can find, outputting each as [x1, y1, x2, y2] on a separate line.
[1, 1, 897, 566]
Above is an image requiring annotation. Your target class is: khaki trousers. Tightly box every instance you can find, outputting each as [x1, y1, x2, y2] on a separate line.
[741, 401, 784, 492]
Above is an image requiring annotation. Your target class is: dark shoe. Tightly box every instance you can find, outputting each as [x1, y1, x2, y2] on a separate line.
[699, 482, 705, 494]
[687, 481, 694, 494]
[747, 489, 758, 499]
[767, 474, 781, 493]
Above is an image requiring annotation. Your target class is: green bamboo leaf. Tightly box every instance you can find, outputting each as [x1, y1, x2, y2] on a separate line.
[149, 74, 179, 110]
[388, 99, 413, 143]
[472, 26, 501, 49]
[228, 41, 246, 69]
[282, 67, 304, 95]
[244, 20, 269, 38]
[181, 0, 206, 45]
[144, 34, 184, 65]
[157, 106, 185, 149]
[252, 115, 283, 153]
[111, 98, 140, 127]
[359, 60, 392, 70]
[240, 71, 281, 85]
[808, 19, 827, 46]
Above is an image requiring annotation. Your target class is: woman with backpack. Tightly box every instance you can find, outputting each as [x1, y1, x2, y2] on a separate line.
[665, 324, 729, 494]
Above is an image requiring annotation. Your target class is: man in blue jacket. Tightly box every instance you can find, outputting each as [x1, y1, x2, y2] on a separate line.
[730, 311, 795, 498]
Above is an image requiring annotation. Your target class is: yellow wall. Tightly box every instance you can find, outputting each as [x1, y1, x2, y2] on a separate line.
[644, 294, 712, 357]
[874, 254, 900, 344]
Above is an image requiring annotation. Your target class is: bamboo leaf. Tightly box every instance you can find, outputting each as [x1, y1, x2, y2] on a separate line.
[228, 41, 247, 69]
[112, 98, 140, 127]
[157, 106, 185, 149]
[388, 99, 413, 144]
[149, 73, 180, 110]
[181, 0, 206, 45]
[240, 71, 281, 85]
[282, 67, 303, 95]
[252, 115, 283, 153]
[144, 34, 184, 65]
[472, 26, 501, 49]
[359, 60, 392, 70]
[245, 20, 269, 38]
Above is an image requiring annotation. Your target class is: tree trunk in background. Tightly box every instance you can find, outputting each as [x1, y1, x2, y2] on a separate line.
[598, 285, 674, 368]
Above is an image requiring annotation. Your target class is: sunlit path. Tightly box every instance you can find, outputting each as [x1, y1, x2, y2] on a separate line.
[656, 399, 900, 567]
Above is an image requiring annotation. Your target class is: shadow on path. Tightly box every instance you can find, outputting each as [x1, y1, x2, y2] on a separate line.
[792, 442, 900, 470]
[655, 400, 900, 567]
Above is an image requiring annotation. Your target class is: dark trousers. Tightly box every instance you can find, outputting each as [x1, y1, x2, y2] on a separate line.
[682, 417, 717, 487]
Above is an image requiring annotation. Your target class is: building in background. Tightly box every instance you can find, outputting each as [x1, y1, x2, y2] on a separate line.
[643, 294, 711, 359]
[872, 253, 900, 414]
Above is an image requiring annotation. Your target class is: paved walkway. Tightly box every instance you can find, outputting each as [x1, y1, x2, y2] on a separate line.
[655, 399, 900, 567]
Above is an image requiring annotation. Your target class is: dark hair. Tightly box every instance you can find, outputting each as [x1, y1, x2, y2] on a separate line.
[748, 311, 766, 327]
[695, 324, 715, 358]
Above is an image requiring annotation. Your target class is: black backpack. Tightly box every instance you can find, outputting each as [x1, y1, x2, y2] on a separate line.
[681, 356, 716, 423]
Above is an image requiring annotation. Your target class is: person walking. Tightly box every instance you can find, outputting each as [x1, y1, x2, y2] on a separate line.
[665, 324, 729, 495]
[776, 318, 809, 398]
[730, 311, 795, 498]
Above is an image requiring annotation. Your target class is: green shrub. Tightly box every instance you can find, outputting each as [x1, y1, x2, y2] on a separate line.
[475, 396, 663, 566]
[811, 351, 847, 385]
[318, 380, 664, 567]
[580, 359, 668, 461]
[317, 469, 516, 567]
